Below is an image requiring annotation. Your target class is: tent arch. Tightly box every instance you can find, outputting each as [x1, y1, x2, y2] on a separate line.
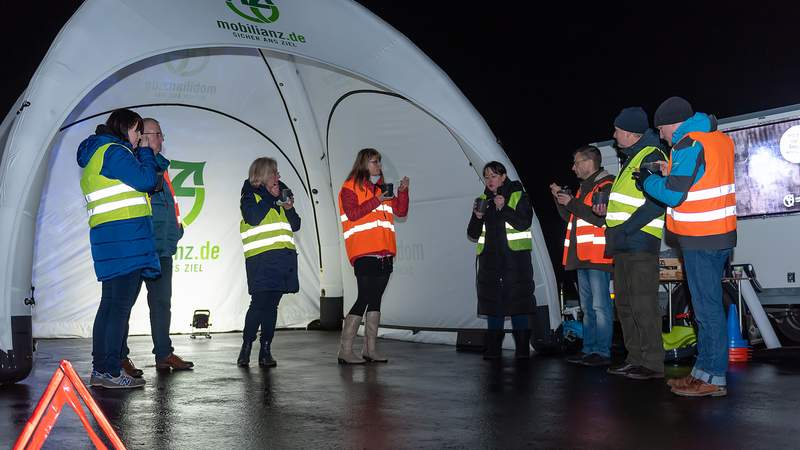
[0, 0, 559, 385]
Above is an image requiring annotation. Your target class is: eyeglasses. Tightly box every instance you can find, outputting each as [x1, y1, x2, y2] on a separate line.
[142, 132, 165, 140]
[573, 158, 590, 165]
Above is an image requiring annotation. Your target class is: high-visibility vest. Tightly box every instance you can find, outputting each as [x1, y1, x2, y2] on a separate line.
[338, 178, 396, 263]
[562, 179, 613, 266]
[161, 171, 183, 228]
[666, 131, 737, 237]
[606, 146, 666, 239]
[240, 193, 296, 259]
[79, 143, 152, 228]
[476, 190, 533, 255]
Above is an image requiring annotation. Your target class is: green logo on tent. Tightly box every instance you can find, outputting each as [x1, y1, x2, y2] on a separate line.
[170, 160, 207, 226]
[226, 0, 280, 24]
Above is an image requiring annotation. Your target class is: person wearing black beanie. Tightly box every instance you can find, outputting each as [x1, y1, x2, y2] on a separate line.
[603, 107, 668, 381]
[642, 98, 736, 398]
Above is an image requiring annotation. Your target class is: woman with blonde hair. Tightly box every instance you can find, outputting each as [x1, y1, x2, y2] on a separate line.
[337, 148, 409, 364]
[237, 157, 301, 368]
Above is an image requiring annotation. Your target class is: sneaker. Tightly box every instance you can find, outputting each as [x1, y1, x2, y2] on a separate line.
[625, 366, 665, 380]
[89, 370, 106, 387]
[580, 354, 611, 367]
[607, 362, 635, 376]
[121, 358, 144, 378]
[156, 353, 195, 371]
[100, 372, 146, 389]
[566, 352, 587, 364]
[671, 379, 727, 397]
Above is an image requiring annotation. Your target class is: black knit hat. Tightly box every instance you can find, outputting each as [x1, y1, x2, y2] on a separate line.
[654, 96, 694, 127]
[613, 107, 649, 134]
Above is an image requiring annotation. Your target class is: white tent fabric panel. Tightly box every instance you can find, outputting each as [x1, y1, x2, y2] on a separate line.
[326, 92, 485, 328]
[1, 0, 561, 351]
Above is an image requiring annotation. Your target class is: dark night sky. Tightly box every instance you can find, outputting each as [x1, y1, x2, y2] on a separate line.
[3, 1, 800, 285]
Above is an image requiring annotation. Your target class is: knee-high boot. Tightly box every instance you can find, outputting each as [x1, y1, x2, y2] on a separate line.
[484, 330, 504, 360]
[338, 314, 366, 364]
[512, 329, 532, 359]
[362, 311, 388, 363]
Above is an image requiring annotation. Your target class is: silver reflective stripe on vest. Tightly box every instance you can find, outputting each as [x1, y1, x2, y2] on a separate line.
[342, 220, 395, 240]
[684, 183, 735, 202]
[606, 212, 664, 229]
[504, 223, 532, 241]
[667, 206, 737, 222]
[609, 192, 645, 207]
[87, 197, 148, 217]
[341, 204, 393, 223]
[242, 235, 296, 252]
[84, 183, 138, 203]
[240, 222, 294, 239]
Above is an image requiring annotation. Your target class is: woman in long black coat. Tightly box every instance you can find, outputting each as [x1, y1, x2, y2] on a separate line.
[467, 161, 536, 360]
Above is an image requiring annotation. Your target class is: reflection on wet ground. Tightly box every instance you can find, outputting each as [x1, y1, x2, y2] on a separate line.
[2, 332, 800, 449]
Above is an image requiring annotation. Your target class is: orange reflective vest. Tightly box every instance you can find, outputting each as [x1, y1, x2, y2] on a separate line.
[562, 179, 613, 266]
[338, 178, 396, 264]
[666, 131, 737, 237]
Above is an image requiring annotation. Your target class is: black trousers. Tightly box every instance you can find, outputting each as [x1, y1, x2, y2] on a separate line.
[348, 256, 393, 316]
[614, 252, 664, 372]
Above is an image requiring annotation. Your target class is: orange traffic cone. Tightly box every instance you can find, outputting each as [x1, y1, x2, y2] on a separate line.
[13, 360, 126, 450]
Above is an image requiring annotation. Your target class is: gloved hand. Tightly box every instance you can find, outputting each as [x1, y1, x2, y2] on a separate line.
[633, 167, 654, 191]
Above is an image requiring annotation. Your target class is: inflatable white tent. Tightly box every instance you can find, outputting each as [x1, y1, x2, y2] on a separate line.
[0, 0, 559, 382]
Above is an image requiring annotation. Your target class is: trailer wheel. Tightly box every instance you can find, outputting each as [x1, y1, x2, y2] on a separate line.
[774, 307, 800, 344]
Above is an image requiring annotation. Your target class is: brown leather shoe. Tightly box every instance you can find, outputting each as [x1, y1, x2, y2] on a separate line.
[121, 358, 144, 378]
[156, 353, 194, 371]
[666, 375, 696, 389]
[671, 379, 727, 397]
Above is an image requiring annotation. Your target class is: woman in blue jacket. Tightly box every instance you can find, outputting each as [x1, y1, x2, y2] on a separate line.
[77, 108, 160, 389]
[237, 157, 301, 368]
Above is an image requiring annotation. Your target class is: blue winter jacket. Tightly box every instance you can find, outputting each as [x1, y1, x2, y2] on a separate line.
[643, 113, 735, 249]
[150, 154, 184, 257]
[76, 127, 161, 281]
[240, 179, 301, 294]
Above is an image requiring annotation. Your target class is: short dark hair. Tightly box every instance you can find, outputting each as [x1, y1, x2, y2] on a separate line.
[573, 145, 602, 170]
[105, 108, 143, 142]
[483, 161, 507, 177]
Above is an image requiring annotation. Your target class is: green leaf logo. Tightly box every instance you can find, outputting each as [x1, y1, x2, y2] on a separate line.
[170, 160, 207, 226]
[226, 0, 280, 24]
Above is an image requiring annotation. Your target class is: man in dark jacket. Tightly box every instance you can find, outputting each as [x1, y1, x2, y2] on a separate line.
[120, 118, 194, 376]
[600, 107, 667, 380]
[551, 145, 615, 366]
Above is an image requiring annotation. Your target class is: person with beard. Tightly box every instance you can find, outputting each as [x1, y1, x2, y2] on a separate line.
[468, 161, 535, 360]
[237, 157, 301, 368]
[551, 145, 616, 366]
[600, 107, 667, 380]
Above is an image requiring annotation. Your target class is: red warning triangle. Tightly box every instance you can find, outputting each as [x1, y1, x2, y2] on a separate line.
[13, 360, 126, 450]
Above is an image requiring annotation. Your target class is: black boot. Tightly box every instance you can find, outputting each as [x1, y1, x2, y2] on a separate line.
[483, 330, 504, 360]
[258, 343, 277, 368]
[512, 330, 532, 359]
[237, 341, 252, 367]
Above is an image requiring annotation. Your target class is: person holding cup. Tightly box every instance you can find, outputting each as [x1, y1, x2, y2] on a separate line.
[550, 145, 615, 366]
[468, 161, 535, 360]
[237, 157, 301, 368]
[337, 148, 409, 364]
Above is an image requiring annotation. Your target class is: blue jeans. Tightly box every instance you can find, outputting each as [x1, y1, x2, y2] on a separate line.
[243, 291, 283, 346]
[487, 314, 529, 330]
[92, 269, 142, 376]
[683, 248, 732, 387]
[577, 269, 613, 357]
[121, 257, 175, 362]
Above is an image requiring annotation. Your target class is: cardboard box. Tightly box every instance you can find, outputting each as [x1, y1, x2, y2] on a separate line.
[659, 257, 684, 281]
